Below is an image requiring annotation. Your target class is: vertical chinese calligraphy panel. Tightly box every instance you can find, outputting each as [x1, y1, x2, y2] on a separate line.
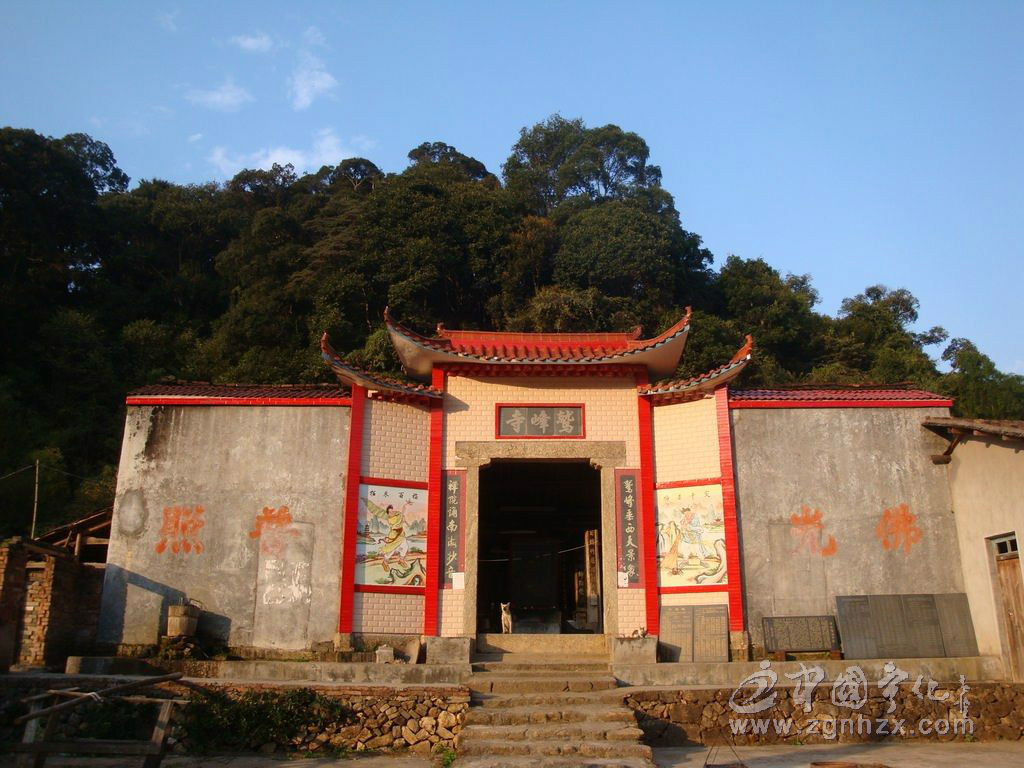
[441, 470, 466, 589]
[615, 469, 643, 587]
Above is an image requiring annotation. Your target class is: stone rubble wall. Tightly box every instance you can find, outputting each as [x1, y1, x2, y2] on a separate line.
[0, 677, 469, 756]
[627, 682, 1024, 745]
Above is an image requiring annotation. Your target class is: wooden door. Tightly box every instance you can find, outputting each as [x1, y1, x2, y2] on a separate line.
[997, 553, 1024, 681]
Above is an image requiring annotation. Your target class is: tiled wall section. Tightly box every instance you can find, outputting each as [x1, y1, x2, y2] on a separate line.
[353, 592, 424, 635]
[617, 588, 647, 635]
[660, 591, 729, 607]
[444, 375, 641, 467]
[652, 397, 720, 483]
[361, 399, 430, 482]
[439, 590, 464, 637]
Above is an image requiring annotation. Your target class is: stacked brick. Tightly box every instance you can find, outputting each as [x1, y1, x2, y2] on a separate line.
[0, 543, 104, 670]
[0, 544, 28, 670]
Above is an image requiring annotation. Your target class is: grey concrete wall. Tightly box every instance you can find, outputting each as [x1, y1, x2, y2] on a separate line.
[731, 406, 963, 652]
[947, 436, 1024, 658]
[98, 405, 349, 650]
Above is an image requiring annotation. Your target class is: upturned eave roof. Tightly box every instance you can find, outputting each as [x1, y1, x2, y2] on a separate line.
[640, 335, 754, 403]
[385, 307, 692, 380]
[320, 333, 442, 400]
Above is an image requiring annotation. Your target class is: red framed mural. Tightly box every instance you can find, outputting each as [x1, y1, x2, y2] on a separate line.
[655, 482, 729, 593]
[353, 478, 428, 594]
[494, 403, 586, 439]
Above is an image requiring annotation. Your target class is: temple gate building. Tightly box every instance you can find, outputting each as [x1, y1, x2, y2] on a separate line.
[97, 309, 986, 663]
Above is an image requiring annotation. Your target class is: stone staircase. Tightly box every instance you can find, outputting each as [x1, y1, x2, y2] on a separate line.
[454, 648, 654, 768]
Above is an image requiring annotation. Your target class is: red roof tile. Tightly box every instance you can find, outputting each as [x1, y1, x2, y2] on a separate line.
[729, 387, 949, 402]
[128, 383, 349, 399]
[386, 306, 691, 364]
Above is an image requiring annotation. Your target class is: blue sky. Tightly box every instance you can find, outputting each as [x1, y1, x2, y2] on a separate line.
[2, 1, 1021, 372]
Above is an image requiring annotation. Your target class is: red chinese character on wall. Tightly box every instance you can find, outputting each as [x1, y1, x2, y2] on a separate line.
[249, 505, 298, 558]
[790, 506, 838, 557]
[155, 506, 205, 554]
[875, 503, 922, 554]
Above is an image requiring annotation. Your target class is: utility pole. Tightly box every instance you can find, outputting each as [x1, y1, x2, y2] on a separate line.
[30, 459, 39, 539]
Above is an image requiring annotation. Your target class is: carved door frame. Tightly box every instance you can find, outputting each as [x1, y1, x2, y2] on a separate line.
[453, 440, 627, 638]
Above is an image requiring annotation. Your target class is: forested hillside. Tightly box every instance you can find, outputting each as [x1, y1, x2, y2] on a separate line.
[2, 116, 1021, 536]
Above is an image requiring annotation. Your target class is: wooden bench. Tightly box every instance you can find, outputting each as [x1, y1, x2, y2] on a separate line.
[13, 672, 185, 768]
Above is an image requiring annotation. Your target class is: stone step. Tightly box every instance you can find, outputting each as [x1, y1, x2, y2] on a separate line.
[454, 756, 654, 768]
[476, 633, 609, 656]
[457, 738, 653, 760]
[472, 691, 622, 708]
[472, 659, 610, 673]
[459, 722, 645, 743]
[469, 675, 618, 694]
[465, 703, 635, 726]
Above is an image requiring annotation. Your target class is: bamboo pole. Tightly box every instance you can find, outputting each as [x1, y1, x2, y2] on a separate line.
[14, 672, 184, 725]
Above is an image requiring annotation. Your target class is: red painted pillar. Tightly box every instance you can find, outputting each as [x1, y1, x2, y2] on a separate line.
[636, 373, 660, 636]
[716, 386, 745, 632]
[338, 384, 366, 634]
[423, 367, 446, 636]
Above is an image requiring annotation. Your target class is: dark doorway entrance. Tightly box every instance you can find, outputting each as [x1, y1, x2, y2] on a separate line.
[477, 460, 602, 634]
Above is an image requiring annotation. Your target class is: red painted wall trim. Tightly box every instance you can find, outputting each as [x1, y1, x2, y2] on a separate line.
[729, 399, 953, 410]
[493, 402, 587, 439]
[126, 396, 352, 407]
[422, 366, 445, 636]
[659, 585, 731, 595]
[359, 476, 429, 490]
[635, 371, 660, 636]
[355, 584, 425, 596]
[338, 385, 366, 634]
[716, 386, 744, 633]
[655, 477, 723, 490]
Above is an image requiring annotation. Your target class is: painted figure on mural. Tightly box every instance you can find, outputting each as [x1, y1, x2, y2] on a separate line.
[368, 500, 412, 568]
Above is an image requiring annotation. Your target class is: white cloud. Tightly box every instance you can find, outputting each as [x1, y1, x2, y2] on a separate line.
[188, 133, 203, 143]
[303, 26, 327, 47]
[230, 33, 273, 53]
[186, 78, 254, 112]
[207, 128, 367, 178]
[157, 9, 178, 32]
[288, 51, 337, 110]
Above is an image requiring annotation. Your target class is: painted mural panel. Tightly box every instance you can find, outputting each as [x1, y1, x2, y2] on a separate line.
[355, 483, 427, 588]
[656, 483, 728, 587]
